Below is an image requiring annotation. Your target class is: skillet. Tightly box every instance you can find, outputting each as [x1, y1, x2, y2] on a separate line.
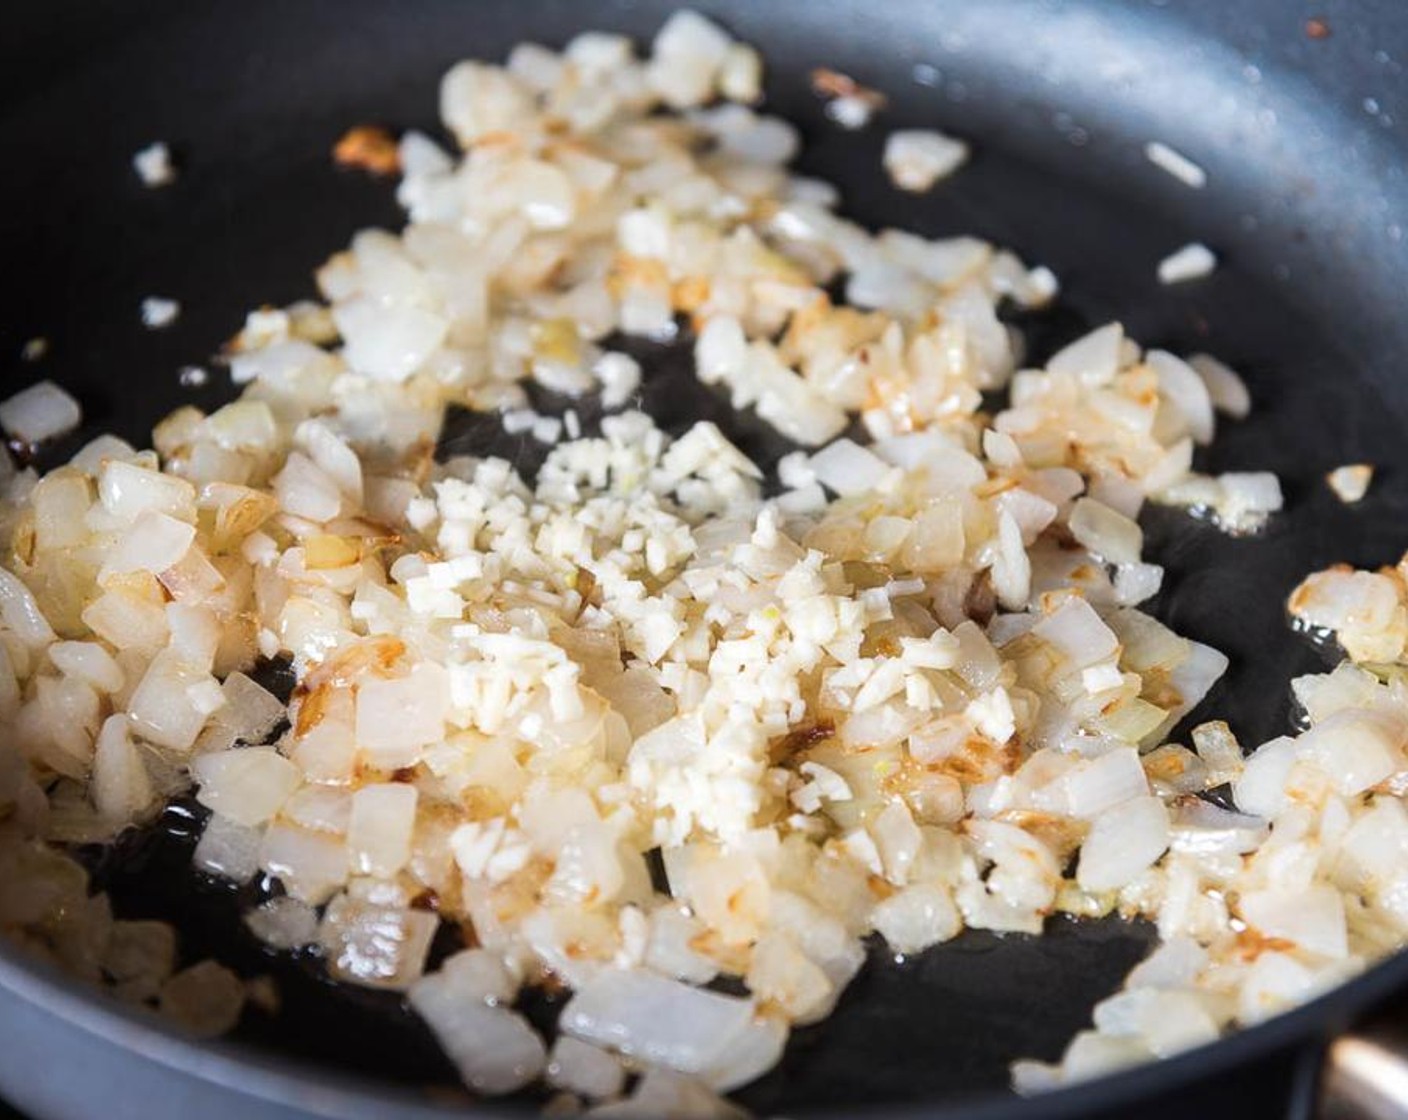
[1, 1, 1407, 1117]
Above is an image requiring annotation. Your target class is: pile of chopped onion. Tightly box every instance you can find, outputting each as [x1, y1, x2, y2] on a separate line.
[3, 10, 1406, 1117]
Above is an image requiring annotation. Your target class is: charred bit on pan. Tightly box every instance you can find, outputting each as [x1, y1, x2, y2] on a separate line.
[333, 124, 402, 176]
[810, 67, 888, 109]
[771, 719, 837, 762]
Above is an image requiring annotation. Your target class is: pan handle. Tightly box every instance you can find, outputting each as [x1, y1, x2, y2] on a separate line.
[1318, 1016, 1408, 1120]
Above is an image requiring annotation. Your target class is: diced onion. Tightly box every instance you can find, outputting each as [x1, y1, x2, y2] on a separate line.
[559, 970, 756, 1074]
[1077, 796, 1170, 892]
[0, 380, 81, 445]
[411, 973, 546, 1094]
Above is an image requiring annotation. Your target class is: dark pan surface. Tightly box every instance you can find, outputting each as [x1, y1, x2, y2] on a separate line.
[0, 1, 1407, 1117]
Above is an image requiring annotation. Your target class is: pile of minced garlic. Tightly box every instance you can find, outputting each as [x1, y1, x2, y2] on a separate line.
[1, 12, 1401, 1117]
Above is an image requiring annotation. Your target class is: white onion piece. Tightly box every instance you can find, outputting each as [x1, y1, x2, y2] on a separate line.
[1085, 472, 1144, 520]
[1147, 350, 1215, 445]
[1047, 323, 1124, 385]
[355, 663, 450, 765]
[439, 61, 535, 146]
[548, 1036, 626, 1101]
[1126, 938, 1209, 991]
[988, 510, 1031, 611]
[281, 786, 351, 834]
[1068, 498, 1142, 565]
[695, 316, 747, 386]
[807, 439, 890, 497]
[695, 106, 800, 167]
[228, 338, 335, 386]
[643, 905, 718, 985]
[33, 472, 91, 549]
[1215, 472, 1283, 531]
[1113, 562, 1163, 606]
[871, 881, 962, 953]
[273, 452, 342, 523]
[750, 353, 848, 447]
[1157, 243, 1217, 285]
[193, 813, 263, 882]
[69, 433, 134, 474]
[0, 380, 81, 444]
[1237, 952, 1317, 1025]
[1141, 437, 1194, 496]
[1327, 464, 1374, 504]
[0, 568, 57, 648]
[546, 819, 628, 905]
[98, 460, 197, 524]
[505, 42, 562, 93]
[194, 673, 286, 754]
[745, 932, 834, 1022]
[1077, 796, 1169, 892]
[1107, 609, 1188, 672]
[439, 948, 521, 1006]
[718, 42, 762, 104]
[595, 666, 674, 739]
[49, 641, 124, 695]
[648, 10, 733, 110]
[244, 897, 319, 951]
[1239, 885, 1348, 960]
[294, 420, 364, 503]
[883, 129, 969, 191]
[319, 896, 438, 989]
[1295, 710, 1402, 796]
[259, 823, 349, 905]
[698, 1013, 789, 1093]
[996, 487, 1058, 544]
[126, 650, 221, 752]
[1011, 1059, 1063, 1095]
[1232, 737, 1299, 818]
[1290, 570, 1402, 663]
[410, 974, 546, 1094]
[81, 588, 168, 657]
[1140, 743, 1209, 797]
[99, 510, 196, 582]
[347, 783, 418, 877]
[1168, 800, 1267, 856]
[1160, 641, 1229, 728]
[870, 800, 922, 885]
[564, 31, 632, 73]
[1033, 597, 1119, 668]
[202, 399, 279, 450]
[559, 970, 755, 1074]
[1060, 748, 1148, 819]
[517, 787, 601, 855]
[91, 714, 155, 825]
[166, 603, 221, 670]
[1059, 1030, 1151, 1080]
[337, 300, 447, 383]
[1190, 721, 1244, 785]
[192, 748, 300, 827]
[1188, 353, 1251, 418]
[1091, 988, 1219, 1057]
